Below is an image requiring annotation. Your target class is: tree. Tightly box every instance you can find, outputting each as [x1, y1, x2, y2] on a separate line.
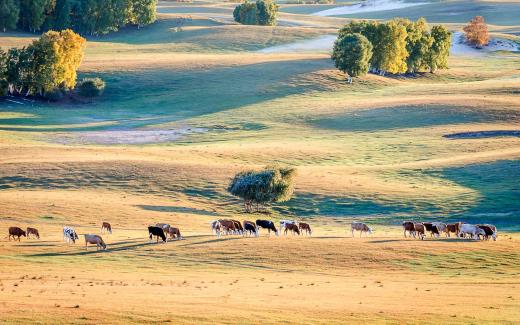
[53, 0, 72, 31]
[397, 17, 433, 73]
[78, 77, 105, 98]
[18, 0, 48, 32]
[427, 25, 451, 73]
[463, 16, 489, 48]
[228, 166, 296, 212]
[0, 49, 8, 96]
[256, 0, 278, 26]
[331, 33, 373, 83]
[377, 19, 408, 74]
[0, 0, 19, 32]
[130, 0, 157, 28]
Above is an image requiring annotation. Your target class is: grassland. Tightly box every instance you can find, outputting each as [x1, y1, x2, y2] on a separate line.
[1, 0, 520, 323]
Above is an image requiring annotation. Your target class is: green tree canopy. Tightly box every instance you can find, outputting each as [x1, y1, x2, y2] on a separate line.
[332, 33, 373, 83]
[0, 0, 19, 32]
[233, 0, 278, 26]
[228, 166, 296, 212]
[78, 77, 105, 98]
[427, 25, 451, 73]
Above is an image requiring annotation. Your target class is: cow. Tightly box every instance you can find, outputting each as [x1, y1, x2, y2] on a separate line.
[351, 222, 373, 238]
[433, 222, 448, 237]
[422, 223, 438, 237]
[299, 222, 312, 236]
[446, 222, 462, 237]
[210, 220, 219, 234]
[84, 234, 107, 250]
[26, 227, 40, 239]
[459, 224, 486, 240]
[477, 224, 497, 241]
[167, 227, 183, 241]
[148, 226, 166, 243]
[8, 227, 26, 241]
[155, 223, 170, 234]
[284, 223, 300, 236]
[218, 219, 237, 235]
[101, 222, 112, 234]
[243, 220, 258, 237]
[430, 224, 440, 238]
[280, 220, 296, 235]
[63, 227, 79, 244]
[414, 223, 425, 240]
[256, 220, 278, 236]
[231, 219, 244, 235]
[402, 221, 415, 238]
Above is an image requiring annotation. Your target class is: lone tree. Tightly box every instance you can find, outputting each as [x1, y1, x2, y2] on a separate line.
[463, 16, 489, 48]
[228, 166, 296, 213]
[331, 33, 373, 83]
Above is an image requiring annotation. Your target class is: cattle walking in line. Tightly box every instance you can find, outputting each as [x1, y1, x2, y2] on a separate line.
[280, 220, 296, 235]
[459, 224, 486, 240]
[414, 223, 425, 240]
[351, 222, 373, 238]
[148, 226, 166, 243]
[422, 223, 439, 238]
[167, 227, 183, 241]
[8, 227, 26, 241]
[101, 222, 112, 234]
[243, 220, 258, 237]
[26, 227, 40, 239]
[256, 220, 278, 236]
[402, 221, 415, 238]
[63, 227, 79, 244]
[446, 222, 462, 237]
[284, 223, 300, 236]
[84, 234, 107, 250]
[299, 222, 312, 236]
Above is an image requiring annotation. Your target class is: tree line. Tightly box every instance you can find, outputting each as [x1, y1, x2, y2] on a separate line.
[0, 29, 86, 99]
[332, 18, 452, 83]
[233, 0, 278, 26]
[0, 0, 157, 35]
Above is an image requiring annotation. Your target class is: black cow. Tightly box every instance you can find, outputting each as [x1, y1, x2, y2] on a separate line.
[148, 226, 166, 243]
[423, 222, 436, 237]
[243, 221, 258, 237]
[256, 220, 278, 236]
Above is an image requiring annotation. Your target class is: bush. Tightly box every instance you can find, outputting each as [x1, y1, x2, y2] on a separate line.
[78, 78, 105, 98]
[43, 88, 64, 102]
[233, 0, 278, 26]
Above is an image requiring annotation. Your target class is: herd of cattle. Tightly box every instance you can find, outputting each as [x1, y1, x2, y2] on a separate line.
[6, 219, 498, 250]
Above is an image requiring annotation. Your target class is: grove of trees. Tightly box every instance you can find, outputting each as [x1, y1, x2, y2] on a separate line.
[463, 16, 489, 48]
[0, 0, 158, 35]
[332, 18, 452, 82]
[0, 29, 86, 98]
[228, 166, 296, 212]
[233, 0, 278, 26]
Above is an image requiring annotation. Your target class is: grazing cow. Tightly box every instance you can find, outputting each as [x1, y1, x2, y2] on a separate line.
[459, 224, 486, 240]
[402, 221, 415, 238]
[477, 225, 497, 241]
[155, 223, 170, 234]
[218, 219, 237, 235]
[63, 227, 79, 244]
[280, 220, 296, 234]
[284, 223, 300, 236]
[84, 234, 107, 250]
[148, 226, 166, 243]
[26, 227, 40, 239]
[243, 220, 258, 237]
[167, 227, 183, 241]
[446, 222, 462, 237]
[430, 224, 440, 238]
[433, 222, 448, 237]
[8, 227, 26, 241]
[351, 222, 373, 238]
[414, 223, 425, 240]
[299, 222, 312, 236]
[232, 219, 244, 235]
[256, 220, 278, 236]
[101, 222, 112, 234]
[210, 220, 219, 234]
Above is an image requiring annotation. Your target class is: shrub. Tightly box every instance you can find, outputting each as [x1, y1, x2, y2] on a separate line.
[43, 88, 64, 101]
[233, 0, 278, 26]
[78, 77, 105, 98]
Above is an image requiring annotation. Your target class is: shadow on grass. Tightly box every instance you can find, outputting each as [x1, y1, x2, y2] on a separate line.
[137, 205, 217, 216]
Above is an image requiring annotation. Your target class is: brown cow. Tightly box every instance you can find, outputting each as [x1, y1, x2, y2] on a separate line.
[446, 222, 462, 237]
[101, 222, 112, 234]
[218, 219, 236, 235]
[231, 219, 244, 235]
[284, 223, 300, 235]
[167, 227, 183, 241]
[9, 227, 26, 241]
[299, 222, 312, 236]
[414, 223, 425, 240]
[402, 221, 415, 238]
[26, 227, 40, 239]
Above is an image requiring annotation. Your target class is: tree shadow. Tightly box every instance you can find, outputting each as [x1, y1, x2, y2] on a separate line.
[136, 205, 218, 216]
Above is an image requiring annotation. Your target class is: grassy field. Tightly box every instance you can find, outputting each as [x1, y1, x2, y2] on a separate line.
[1, 0, 520, 323]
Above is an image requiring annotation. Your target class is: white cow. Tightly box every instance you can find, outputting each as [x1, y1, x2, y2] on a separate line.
[433, 222, 448, 237]
[459, 224, 486, 240]
[84, 234, 107, 250]
[351, 222, 373, 238]
[63, 226, 79, 244]
[280, 220, 296, 235]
